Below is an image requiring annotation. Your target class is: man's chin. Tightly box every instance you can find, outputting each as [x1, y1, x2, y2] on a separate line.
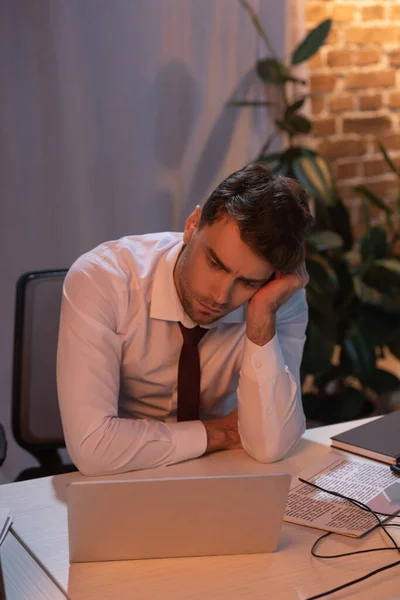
[191, 307, 226, 326]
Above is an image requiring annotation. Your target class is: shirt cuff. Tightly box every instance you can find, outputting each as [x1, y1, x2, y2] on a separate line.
[169, 420, 208, 463]
[241, 333, 286, 384]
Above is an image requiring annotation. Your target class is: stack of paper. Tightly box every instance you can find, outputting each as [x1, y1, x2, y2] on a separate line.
[0, 509, 12, 546]
[284, 453, 400, 537]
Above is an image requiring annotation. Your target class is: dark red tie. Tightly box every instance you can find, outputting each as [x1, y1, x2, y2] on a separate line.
[177, 323, 208, 421]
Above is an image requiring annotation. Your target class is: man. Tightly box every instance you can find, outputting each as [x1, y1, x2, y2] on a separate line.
[57, 162, 312, 476]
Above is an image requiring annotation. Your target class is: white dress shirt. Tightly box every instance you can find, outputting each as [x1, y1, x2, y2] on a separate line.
[57, 232, 308, 476]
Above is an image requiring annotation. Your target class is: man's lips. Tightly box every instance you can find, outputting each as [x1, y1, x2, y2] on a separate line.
[197, 299, 222, 313]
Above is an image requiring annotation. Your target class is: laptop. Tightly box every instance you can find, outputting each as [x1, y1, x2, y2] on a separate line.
[67, 472, 291, 562]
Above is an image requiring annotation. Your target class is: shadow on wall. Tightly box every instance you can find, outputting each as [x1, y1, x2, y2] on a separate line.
[149, 62, 259, 231]
[152, 60, 198, 170]
[183, 68, 255, 229]
[142, 189, 175, 234]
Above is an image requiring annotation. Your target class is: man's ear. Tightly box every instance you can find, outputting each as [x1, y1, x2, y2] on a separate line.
[183, 205, 202, 243]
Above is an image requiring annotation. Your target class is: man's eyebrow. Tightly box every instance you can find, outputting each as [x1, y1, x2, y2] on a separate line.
[206, 247, 269, 285]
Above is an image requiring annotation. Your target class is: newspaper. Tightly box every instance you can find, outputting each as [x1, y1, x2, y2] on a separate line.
[284, 453, 400, 537]
[0, 509, 12, 546]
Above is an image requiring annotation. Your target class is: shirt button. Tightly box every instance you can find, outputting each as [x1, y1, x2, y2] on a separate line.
[254, 361, 262, 369]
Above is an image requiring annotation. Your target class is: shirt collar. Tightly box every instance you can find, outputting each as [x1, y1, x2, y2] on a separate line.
[150, 238, 245, 328]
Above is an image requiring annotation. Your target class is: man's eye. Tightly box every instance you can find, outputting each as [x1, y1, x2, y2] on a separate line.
[208, 259, 220, 269]
[242, 280, 258, 289]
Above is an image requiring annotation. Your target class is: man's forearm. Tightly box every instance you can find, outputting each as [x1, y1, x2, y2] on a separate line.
[202, 410, 242, 454]
[237, 334, 305, 463]
[246, 311, 276, 347]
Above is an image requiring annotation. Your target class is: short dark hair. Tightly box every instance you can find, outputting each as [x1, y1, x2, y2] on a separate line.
[199, 162, 313, 273]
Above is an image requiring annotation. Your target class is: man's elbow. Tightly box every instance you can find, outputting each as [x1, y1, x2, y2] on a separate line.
[72, 454, 114, 477]
[242, 422, 306, 464]
[244, 445, 287, 464]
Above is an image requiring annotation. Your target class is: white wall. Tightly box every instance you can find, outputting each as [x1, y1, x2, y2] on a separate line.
[0, 0, 295, 480]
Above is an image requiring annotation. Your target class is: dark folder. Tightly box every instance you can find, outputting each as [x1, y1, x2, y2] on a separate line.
[330, 411, 400, 465]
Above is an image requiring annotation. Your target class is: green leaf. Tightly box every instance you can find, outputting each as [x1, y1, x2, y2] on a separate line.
[359, 305, 400, 346]
[355, 277, 400, 314]
[303, 387, 374, 424]
[307, 230, 343, 252]
[360, 196, 371, 231]
[293, 153, 336, 205]
[306, 253, 339, 296]
[285, 96, 307, 115]
[359, 368, 400, 394]
[378, 140, 399, 176]
[256, 58, 306, 86]
[301, 320, 335, 375]
[356, 185, 392, 214]
[328, 256, 355, 311]
[324, 199, 354, 252]
[359, 226, 388, 263]
[276, 114, 312, 136]
[289, 114, 312, 134]
[342, 323, 377, 375]
[333, 387, 374, 422]
[291, 19, 332, 66]
[362, 258, 400, 300]
[301, 393, 325, 422]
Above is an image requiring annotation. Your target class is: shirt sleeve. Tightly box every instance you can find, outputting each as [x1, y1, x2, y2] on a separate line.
[237, 289, 308, 463]
[57, 257, 207, 477]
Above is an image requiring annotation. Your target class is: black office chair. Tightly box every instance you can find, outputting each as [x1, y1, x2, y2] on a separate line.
[0, 424, 6, 468]
[12, 270, 77, 481]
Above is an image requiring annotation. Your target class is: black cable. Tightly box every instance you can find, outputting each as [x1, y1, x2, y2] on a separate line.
[298, 477, 400, 552]
[311, 528, 400, 559]
[305, 559, 400, 600]
[297, 477, 400, 599]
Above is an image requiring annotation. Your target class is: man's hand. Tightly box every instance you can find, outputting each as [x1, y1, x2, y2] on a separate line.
[246, 263, 309, 347]
[202, 409, 242, 454]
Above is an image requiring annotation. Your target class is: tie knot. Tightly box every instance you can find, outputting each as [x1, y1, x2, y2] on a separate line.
[179, 323, 207, 346]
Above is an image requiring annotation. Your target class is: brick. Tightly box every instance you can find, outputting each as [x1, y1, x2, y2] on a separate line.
[343, 116, 391, 135]
[374, 134, 400, 151]
[345, 71, 396, 90]
[325, 25, 339, 46]
[354, 49, 381, 66]
[359, 94, 382, 111]
[336, 161, 360, 180]
[309, 52, 324, 68]
[362, 5, 385, 21]
[311, 96, 325, 115]
[389, 50, 400, 66]
[329, 95, 354, 113]
[310, 73, 337, 92]
[356, 179, 398, 203]
[305, 3, 329, 24]
[337, 184, 358, 202]
[391, 6, 400, 20]
[332, 4, 356, 22]
[388, 92, 400, 108]
[364, 157, 400, 176]
[327, 50, 352, 67]
[317, 139, 367, 159]
[312, 117, 336, 136]
[345, 27, 398, 44]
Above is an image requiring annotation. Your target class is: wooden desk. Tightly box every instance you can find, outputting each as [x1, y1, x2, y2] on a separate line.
[1, 419, 399, 600]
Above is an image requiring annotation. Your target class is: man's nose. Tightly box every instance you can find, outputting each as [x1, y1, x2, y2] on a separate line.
[212, 277, 232, 305]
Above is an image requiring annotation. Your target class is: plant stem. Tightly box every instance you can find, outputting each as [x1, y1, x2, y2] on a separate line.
[239, 0, 276, 56]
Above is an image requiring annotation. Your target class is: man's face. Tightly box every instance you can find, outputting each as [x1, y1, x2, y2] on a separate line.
[174, 209, 275, 325]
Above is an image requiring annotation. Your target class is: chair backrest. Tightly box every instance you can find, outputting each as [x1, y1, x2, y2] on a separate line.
[12, 270, 68, 454]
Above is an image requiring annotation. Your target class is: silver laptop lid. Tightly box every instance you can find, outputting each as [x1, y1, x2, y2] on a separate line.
[68, 472, 291, 562]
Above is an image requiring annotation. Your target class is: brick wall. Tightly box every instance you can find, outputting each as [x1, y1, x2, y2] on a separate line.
[305, 1, 400, 237]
